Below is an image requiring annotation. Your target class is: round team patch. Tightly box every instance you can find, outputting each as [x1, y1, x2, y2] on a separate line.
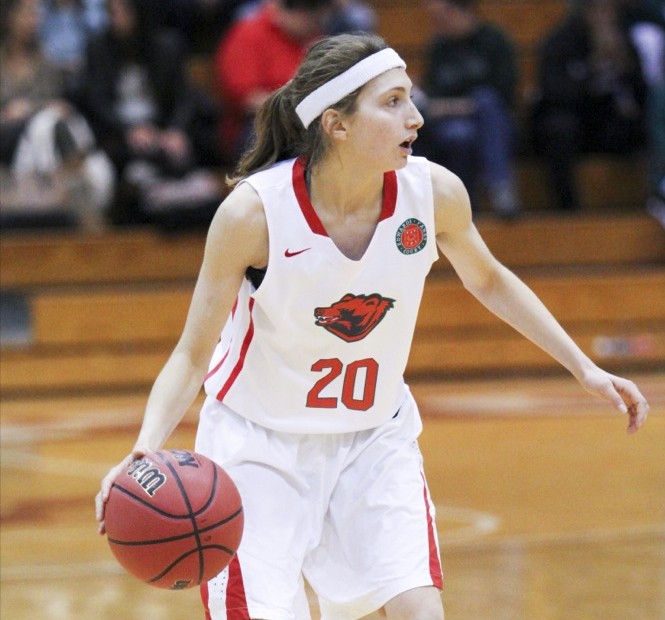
[395, 218, 427, 255]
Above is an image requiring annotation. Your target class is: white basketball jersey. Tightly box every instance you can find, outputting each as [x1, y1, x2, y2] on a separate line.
[204, 156, 438, 433]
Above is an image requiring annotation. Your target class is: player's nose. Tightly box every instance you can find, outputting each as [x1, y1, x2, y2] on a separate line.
[407, 99, 424, 130]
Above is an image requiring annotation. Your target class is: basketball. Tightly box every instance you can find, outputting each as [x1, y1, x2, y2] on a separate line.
[104, 449, 243, 590]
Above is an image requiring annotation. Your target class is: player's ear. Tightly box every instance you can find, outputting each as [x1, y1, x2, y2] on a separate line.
[321, 108, 348, 141]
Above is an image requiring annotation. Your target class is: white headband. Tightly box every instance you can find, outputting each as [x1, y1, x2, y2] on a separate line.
[295, 48, 407, 129]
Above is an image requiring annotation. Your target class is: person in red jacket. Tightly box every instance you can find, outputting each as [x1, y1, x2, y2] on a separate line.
[215, 0, 334, 162]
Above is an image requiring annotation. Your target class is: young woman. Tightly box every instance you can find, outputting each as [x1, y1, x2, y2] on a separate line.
[96, 33, 649, 620]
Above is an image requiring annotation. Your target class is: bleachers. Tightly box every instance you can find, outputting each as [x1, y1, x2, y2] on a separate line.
[184, 0, 649, 212]
[371, 0, 650, 211]
[374, 0, 568, 90]
[1, 1, 662, 397]
[0, 229, 205, 287]
[1, 213, 663, 395]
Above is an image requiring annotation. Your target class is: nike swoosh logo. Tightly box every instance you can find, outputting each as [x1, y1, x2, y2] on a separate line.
[284, 248, 311, 257]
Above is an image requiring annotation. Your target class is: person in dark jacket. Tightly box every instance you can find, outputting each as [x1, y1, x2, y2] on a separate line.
[531, 0, 648, 211]
[82, 0, 197, 176]
[621, 0, 665, 224]
[81, 0, 222, 224]
[416, 0, 521, 218]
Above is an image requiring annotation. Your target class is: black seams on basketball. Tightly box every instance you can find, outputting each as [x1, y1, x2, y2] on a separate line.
[105, 449, 244, 590]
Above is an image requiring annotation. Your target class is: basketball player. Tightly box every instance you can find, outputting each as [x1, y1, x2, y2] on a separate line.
[96, 33, 649, 620]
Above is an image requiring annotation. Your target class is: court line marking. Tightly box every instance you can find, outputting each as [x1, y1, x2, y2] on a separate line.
[1, 451, 119, 478]
[0, 561, 125, 581]
[435, 505, 501, 542]
[0, 408, 142, 446]
[2, 523, 663, 583]
[421, 391, 665, 417]
[439, 521, 665, 551]
[3, 452, 661, 548]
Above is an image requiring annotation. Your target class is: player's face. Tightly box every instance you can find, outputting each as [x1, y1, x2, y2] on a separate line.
[343, 68, 424, 171]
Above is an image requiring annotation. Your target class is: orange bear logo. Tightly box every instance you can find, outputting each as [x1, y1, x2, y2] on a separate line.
[314, 293, 395, 342]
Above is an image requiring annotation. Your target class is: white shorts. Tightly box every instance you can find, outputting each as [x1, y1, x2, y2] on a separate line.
[195, 389, 443, 620]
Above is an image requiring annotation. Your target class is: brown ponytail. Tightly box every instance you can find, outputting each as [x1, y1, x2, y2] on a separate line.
[228, 32, 389, 187]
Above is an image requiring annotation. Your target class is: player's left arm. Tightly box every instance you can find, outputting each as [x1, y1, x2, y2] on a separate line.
[429, 161, 649, 433]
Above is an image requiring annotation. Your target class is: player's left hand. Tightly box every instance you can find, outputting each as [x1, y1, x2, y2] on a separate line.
[579, 369, 649, 434]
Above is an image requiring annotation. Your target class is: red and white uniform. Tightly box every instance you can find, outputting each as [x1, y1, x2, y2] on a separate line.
[196, 156, 443, 619]
[204, 156, 438, 433]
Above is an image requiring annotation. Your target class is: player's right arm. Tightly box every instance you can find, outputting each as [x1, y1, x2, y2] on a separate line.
[96, 183, 268, 533]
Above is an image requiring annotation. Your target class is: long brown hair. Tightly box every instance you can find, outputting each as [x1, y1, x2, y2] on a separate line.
[228, 33, 388, 187]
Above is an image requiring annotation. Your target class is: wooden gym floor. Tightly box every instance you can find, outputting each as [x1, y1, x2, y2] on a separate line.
[1, 371, 663, 620]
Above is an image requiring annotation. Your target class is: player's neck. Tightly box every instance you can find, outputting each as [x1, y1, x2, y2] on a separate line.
[308, 156, 384, 218]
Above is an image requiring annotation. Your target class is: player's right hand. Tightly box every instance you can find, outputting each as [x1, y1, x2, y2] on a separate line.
[95, 449, 147, 535]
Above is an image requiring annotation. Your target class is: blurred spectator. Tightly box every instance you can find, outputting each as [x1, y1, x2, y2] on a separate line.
[39, 0, 106, 98]
[645, 80, 665, 224]
[621, 0, 665, 224]
[415, 0, 521, 218]
[82, 0, 195, 175]
[82, 0, 223, 227]
[0, 0, 114, 231]
[40, 1, 89, 77]
[215, 0, 334, 162]
[180, 0, 253, 53]
[125, 0, 252, 55]
[622, 0, 665, 83]
[326, 0, 376, 35]
[83, 0, 108, 31]
[531, 0, 648, 211]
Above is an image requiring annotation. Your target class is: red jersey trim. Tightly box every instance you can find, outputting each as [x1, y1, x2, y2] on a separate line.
[293, 157, 326, 235]
[216, 298, 256, 401]
[205, 350, 229, 382]
[381, 167, 398, 221]
[204, 296, 239, 383]
[422, 474, 444, 589]
[292, 157, 398, 237]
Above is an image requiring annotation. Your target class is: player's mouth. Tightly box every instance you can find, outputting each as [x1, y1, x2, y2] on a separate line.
[399, 136, 417, 155]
